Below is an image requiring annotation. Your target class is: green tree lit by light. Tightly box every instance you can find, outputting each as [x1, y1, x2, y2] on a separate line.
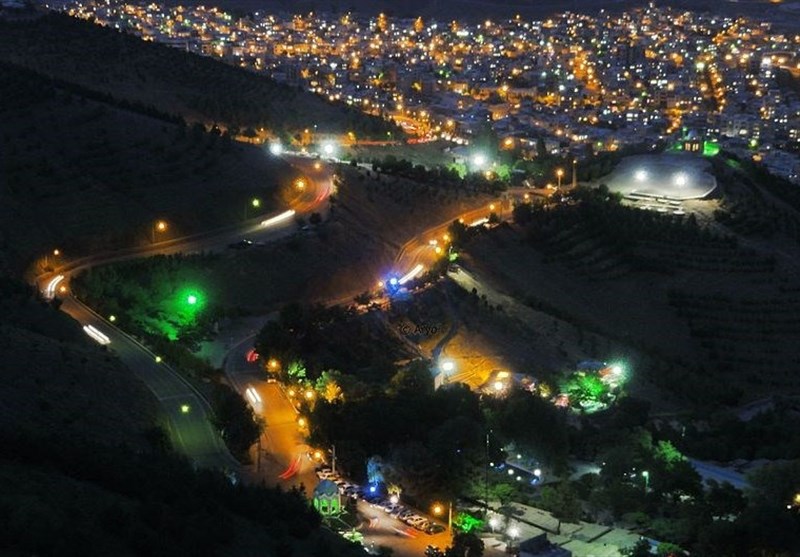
[563, 372, 609, 405]
[453, 511, 483, 534]
[654, 440, 685, 470]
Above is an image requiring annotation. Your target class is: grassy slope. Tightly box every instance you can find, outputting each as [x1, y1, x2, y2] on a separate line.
[0, 12, 395, 136]
[0, 61, 297, 273]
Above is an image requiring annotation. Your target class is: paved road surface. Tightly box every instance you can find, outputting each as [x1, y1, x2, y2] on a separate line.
[689, 459, 749, 490]
[60, 297, 236, 469]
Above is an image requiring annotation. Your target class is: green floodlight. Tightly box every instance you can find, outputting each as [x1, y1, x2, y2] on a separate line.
[179, 289, 204, 310]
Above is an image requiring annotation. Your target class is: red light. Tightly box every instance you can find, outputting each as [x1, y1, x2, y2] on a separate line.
[245, 349, 259, 363]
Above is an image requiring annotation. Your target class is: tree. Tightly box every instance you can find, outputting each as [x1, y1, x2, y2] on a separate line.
[447, 219, 468, 247]
[211, 384, 262, 458]
[562, 372, 609, 406]
[446, 532, 484, 557]
[315, 369, 344, 402]
[538, 480, 582, 534]
[309, 212, 322, 225]
[622, 539, 651, 557]
[512, 202, 533, 225]
[489, 388, 569, 468]
[366, 455, 385, 485]
[387, 360, 433, 397]
[287, 359, 307, 380]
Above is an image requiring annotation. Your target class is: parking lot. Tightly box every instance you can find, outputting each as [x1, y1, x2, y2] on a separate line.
[315, 466, 454, 556]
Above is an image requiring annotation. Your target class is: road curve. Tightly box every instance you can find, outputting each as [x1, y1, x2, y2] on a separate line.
[39, 154, 332, 471]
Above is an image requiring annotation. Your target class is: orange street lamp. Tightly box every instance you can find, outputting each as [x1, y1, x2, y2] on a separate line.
[432, 501, 453, 531]
[152, 220, 168, 243]
[556, 168, 564, 188]
[268, 358, 279, 370]
[295, 178, 306, 190]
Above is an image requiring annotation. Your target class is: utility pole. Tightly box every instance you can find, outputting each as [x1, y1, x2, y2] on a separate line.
[485, 431, 490, 515]
[331, 444, 337, 475]
[448, 501, 453, 532]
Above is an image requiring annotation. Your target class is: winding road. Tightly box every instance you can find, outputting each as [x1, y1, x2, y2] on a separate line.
[37, 155, 332, 470]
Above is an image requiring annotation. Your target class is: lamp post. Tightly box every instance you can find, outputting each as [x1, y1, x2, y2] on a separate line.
[556, 168, 564, 189]
[433, 501, 453, 532]
[572, 158, 577, 189]
[642, 470, 650, 492]
[45, 248, 61, 270]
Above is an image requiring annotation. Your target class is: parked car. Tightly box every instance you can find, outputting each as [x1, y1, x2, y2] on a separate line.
[427, 523, 446, 534]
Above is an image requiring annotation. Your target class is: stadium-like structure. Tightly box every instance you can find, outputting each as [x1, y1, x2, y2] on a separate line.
[605, 154, 717, 201]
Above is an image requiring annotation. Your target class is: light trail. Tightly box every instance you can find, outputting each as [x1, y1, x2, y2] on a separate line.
[398, 264, 424, 285]
[82, 324, 111, 345]
[260, 209, 296, 227]
[44, 274, 65, 299]
[245, 386, 262, 406]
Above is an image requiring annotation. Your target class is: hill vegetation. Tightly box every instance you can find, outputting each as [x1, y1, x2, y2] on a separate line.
[0, 276, 364, 557]
[0, 60, 298, 273]
[462, 185, 800, 407]
[0, 12, 397, 138]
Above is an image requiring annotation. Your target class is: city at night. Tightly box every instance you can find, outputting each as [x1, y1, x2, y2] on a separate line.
[1, 0, 800, 555]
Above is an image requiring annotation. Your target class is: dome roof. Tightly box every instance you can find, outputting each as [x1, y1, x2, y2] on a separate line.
[314, 479, 339, 497]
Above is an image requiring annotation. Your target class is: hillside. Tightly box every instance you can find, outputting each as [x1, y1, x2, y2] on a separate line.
[0, 61, 301, 273]
[0, 276, 160, 450]
[461, 183, 800, 409]
[0, 12, 396, 138]
[0, 275, 366, 557]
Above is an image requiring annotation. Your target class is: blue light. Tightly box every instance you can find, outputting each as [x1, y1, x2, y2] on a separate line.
[369, 485, 377, 493]
[389, 277, 398, 286]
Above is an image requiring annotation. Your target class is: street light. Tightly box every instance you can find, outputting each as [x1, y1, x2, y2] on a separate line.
[642, 470, 650, 492]
[45, 248, 61, 269]
[489, 516, 499, 532]
[295, 178, 306, 190]
[472, 153, 487, 169]
[556, 168, 564, 188]
[432, 501, 453, 531]
[269, 142, 283, 156]
[508, 525, 520, 546]
[245, 198, 261, 219]
[152, 220, 168, 243]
